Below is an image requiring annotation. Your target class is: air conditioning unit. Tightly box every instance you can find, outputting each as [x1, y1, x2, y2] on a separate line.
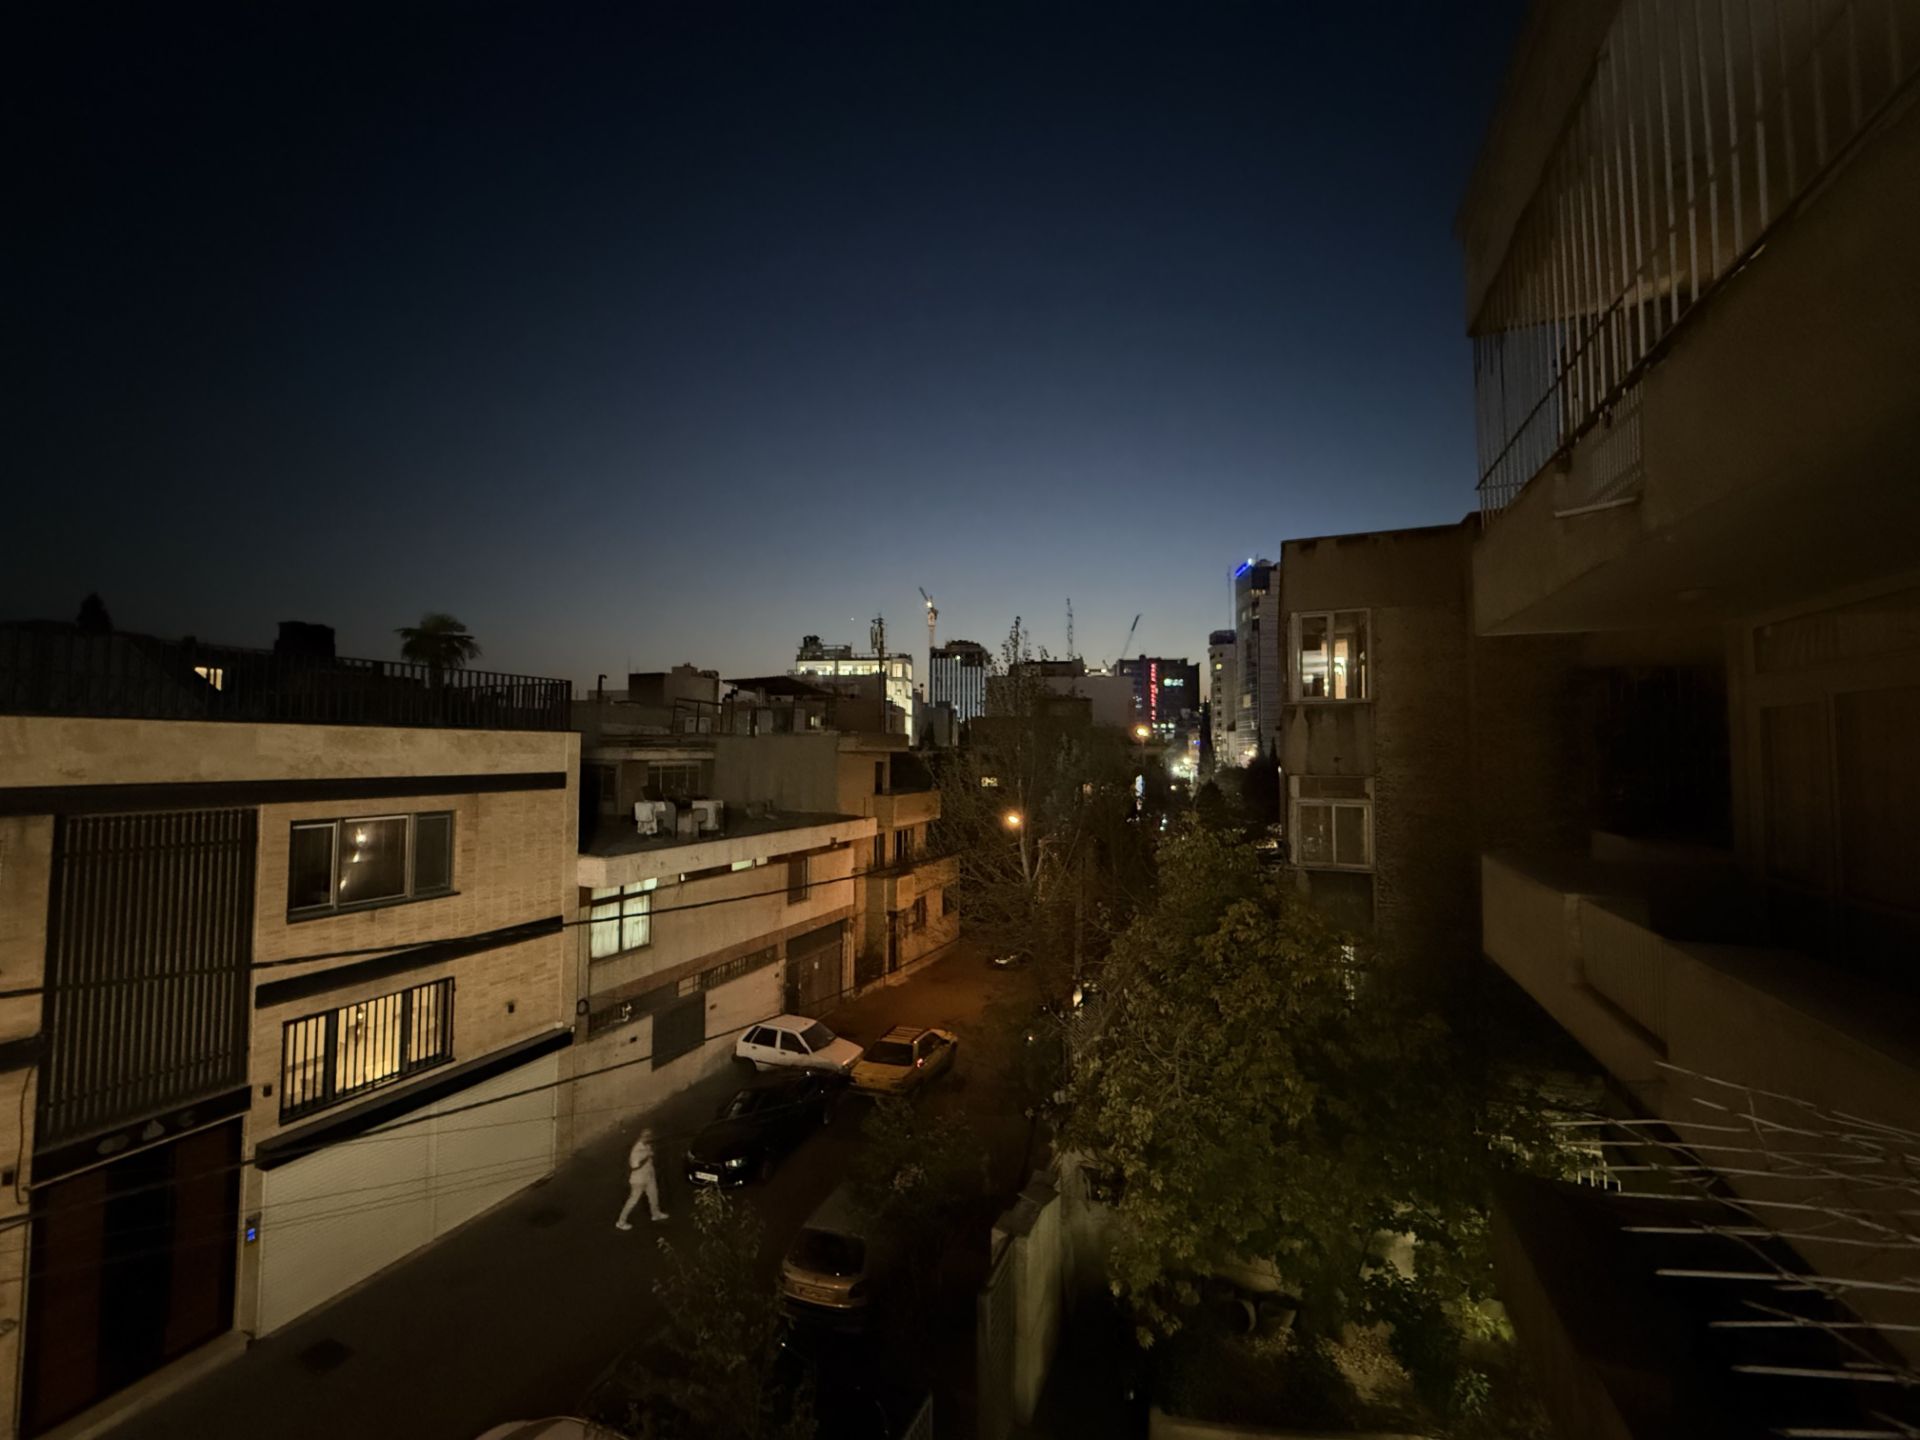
[633, 800, 671, 836]
[690, 799, 724, 834]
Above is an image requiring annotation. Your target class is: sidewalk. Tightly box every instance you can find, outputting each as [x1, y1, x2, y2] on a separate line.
[111, 939, 1028, 1440]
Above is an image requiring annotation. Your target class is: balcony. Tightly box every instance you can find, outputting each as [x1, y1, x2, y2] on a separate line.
[1482, 848, 1920, 1358]
[1463, 0, 1920, 635]
[867, 788, 939, 830]
[0, 626, 571, 731]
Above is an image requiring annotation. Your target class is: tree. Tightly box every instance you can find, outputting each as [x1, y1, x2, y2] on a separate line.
[395, 611, 481, 680]
[850, 1097, 988, 1315]
[604, 1187, 814, 1440]
[1065, 824, 1564, 1421]
[934, 617, 1152, 1001]
[75, 592, 112, 634]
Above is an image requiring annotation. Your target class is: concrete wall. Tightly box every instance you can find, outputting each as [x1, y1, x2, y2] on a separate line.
[711, 732, 843, 814]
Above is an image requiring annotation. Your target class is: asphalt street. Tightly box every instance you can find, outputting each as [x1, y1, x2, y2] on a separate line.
[113, 940, 1043, 1440]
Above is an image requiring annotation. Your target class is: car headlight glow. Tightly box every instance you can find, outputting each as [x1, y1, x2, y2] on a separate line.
[724, 1155, 749, 1168]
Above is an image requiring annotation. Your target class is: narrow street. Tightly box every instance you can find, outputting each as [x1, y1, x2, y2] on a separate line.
[116, 940, 1043, 1440]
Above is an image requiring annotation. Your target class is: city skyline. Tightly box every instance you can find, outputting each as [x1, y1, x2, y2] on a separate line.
[14, 1, 1523, 689]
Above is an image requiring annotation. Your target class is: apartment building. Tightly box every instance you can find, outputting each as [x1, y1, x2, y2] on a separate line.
[568, 789, 872, 1152]
[1205, 629, 1235, 767]
[1458, 2, 1920, 1430]
[1231, 560, 1280, 764]
[708, 733, 957, 986]
[0, 624, 577, 1437]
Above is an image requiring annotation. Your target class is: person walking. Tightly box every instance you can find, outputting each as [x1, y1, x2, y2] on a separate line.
[614, 1126, 668, 1229]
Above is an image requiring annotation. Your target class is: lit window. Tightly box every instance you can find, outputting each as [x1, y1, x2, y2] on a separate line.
[288, 812, 455, 916]
[589, 879, 656, 957]
[1296, 611, 1370, 700]
[279, 978, 452, 1121]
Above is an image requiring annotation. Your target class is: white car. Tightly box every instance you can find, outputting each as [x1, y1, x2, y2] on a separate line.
[735, 1014, 863, 1074]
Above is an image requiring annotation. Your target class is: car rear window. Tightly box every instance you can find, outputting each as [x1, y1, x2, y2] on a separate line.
[797, 1021, 835, 1051]
[866, 1040, 914, 1066]
[791, 1227, 865, 1277]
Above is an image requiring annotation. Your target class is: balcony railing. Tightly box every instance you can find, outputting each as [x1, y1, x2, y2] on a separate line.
[1472, 0, 1918, 517]
[1, 627, 571, 731]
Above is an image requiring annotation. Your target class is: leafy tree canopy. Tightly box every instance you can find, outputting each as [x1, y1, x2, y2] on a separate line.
[1065, 824, 1562, 1418]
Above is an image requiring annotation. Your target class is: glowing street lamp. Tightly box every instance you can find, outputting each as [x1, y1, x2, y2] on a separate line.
[1132, 724, 1150, 740]
[1003, 811, 1023, 829]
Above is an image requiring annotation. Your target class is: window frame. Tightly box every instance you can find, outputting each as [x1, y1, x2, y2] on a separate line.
[287, 811, 457, 919]
[278, 977, 454, 1122]
[1291, 609, 1372, 703]
[588, 879, 657, 959]
[787, 854, 811, 904]
[1290, 797, 1373, 870]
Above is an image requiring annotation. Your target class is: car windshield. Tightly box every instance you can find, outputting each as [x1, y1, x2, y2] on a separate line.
[791, 1228, 865, 1277]
[796, 1021, 835, 1052]
[866, 1040, 914, 1066]
[723, 1089, 780, 1119]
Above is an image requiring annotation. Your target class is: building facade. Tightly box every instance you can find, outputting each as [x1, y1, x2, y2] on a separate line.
[1231, 560, 1280, 764]
[928, 640, 991, 727]
[0, 627, 577, 1437]
[1206, 629, 1236, 766]
[1457, 2, 1920, 1429]
[790, 636, 915, 744]
[1115, 656, 1199, 743]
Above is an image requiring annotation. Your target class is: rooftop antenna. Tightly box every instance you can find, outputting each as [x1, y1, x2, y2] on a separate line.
[1066, 598, 1074, 660]
[918, 587, 937, 653]
[869, 614, 887, 658]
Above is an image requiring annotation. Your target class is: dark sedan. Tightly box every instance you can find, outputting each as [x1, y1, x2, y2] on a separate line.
[684, 1071, 845, 1186]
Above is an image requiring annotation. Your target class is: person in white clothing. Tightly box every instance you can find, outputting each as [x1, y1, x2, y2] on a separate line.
[615, 1127, 668, 1229]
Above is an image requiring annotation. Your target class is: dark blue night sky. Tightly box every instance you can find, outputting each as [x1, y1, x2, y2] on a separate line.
[14, 1, 1524, 693]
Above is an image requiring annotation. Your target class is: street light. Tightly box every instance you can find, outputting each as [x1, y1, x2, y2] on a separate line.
[1133, 724, 1150, 740]
[1003, 811, 1023, 829]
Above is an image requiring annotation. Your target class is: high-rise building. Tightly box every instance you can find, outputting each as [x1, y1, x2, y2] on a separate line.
[928, 639, 991, 726]
[1232, 559, 1280, 764]
[1206, 629, 1235, 764]
[790, 635, 915, 742]
[1116, 655, 1199, 741]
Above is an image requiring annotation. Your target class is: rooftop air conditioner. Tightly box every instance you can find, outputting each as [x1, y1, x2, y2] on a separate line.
[633, 800, 671, 836]
[690, 799, 724, 834]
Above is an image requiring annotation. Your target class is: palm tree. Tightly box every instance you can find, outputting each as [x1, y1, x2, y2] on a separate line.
[396, 612, 481, 684]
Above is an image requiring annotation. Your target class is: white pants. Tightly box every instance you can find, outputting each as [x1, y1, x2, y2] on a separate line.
[617, 1163, 663, 1225]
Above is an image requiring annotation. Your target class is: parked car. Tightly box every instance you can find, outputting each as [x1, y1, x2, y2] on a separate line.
[684, 1071, 844, 1186]
[735, 1014, 863, 1073]
[780, 1183, 890, 1327]
[987, 950, 1029, 969]
[849, 1025, 958, 1096]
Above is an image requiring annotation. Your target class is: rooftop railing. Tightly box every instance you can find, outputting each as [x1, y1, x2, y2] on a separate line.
[1472, 0, 1918, 518]
[0, 627, 572, 731]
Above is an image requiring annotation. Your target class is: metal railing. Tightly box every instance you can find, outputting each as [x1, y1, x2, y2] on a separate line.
[0, 626, 571, 730]
[1473, 0, 1918, 517]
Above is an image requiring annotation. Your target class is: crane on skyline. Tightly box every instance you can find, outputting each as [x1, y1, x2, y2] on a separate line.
[918, 587, 937, 654]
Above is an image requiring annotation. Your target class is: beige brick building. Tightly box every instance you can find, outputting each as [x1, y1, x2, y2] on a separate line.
[0, 633, 577, 1438]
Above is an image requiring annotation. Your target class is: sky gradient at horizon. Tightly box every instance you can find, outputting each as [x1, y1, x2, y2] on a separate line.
[14, 1, 1524, 694]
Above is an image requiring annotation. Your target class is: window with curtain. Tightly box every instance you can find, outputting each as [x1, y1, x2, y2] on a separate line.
[589, 879, 656, 958]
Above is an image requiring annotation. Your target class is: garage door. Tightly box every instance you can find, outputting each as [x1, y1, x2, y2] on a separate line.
[256, 1050, 557, 1333]
[783, 921, 844, 1014]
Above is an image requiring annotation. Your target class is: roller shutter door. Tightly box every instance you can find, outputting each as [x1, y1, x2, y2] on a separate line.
[256, 1050, 557, 1333]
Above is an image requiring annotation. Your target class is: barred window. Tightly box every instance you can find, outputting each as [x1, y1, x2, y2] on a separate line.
[280, 978, 452, 1122]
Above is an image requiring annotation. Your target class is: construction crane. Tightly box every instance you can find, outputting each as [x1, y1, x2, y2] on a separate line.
[918, 587, 937, 653]
[1111, 613, 1141, 670]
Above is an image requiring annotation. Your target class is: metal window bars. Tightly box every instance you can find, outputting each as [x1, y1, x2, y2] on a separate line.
[1472, 0, 1918, 519]
[279, 977, 454, 1123]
